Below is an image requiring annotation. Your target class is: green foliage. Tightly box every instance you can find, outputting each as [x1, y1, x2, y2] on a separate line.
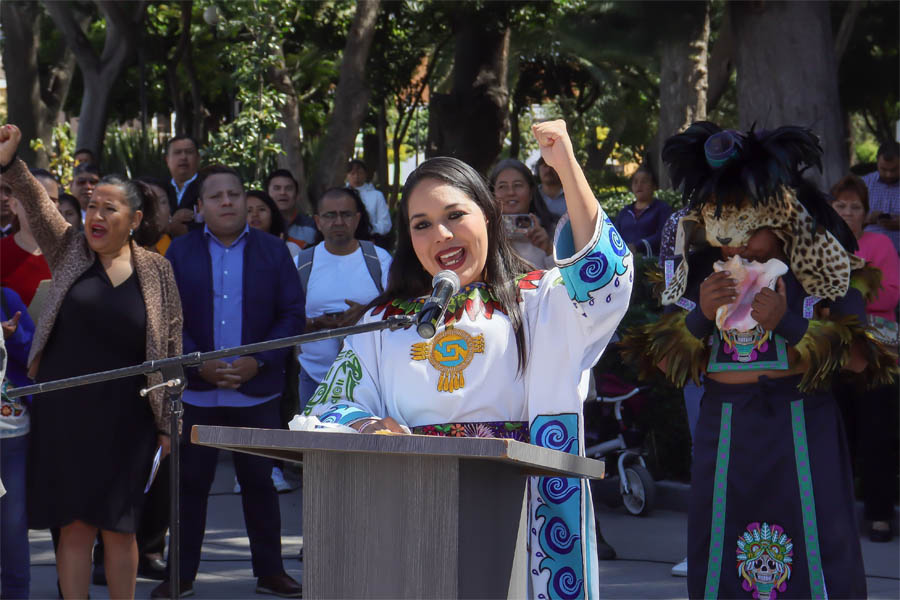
[836, 0, 900, 141]
[199, 0, 291, 186]
[101, 126, 168, 180]
[29, 122, 76, 185]
[855, 139, 879, 165]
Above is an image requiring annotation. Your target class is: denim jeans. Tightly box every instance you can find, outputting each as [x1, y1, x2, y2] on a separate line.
[1, 434, 30, 599]
[683, 380, 703, 443]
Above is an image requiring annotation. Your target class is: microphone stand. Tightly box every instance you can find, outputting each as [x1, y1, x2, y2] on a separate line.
[8, 314, 415, 588]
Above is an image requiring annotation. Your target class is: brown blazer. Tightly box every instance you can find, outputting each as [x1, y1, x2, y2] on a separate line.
[5, 159, 183, 431]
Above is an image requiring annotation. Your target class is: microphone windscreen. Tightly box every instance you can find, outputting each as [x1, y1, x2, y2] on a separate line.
[432, 270, 460, 294]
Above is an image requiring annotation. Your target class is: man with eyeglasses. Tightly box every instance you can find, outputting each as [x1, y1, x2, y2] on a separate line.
[69, 163, 100, 216]
[295, 187, 391, 410]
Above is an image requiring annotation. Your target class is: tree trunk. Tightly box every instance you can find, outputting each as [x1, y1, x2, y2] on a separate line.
[833, 0, 864, 66]
[3, 1, 78, 167]
[309, 0, 381, 200]
[657, 1, 710, 189]
[77, 72, 117, 157]
[181, 20, 206, 141]
[706, 2, 735, 114]
[426, 22, 510, 175]
[508, 97, 522, 160]
[44, 0, 146, 156]
[733, 1, 846, 189]
[270, 43, 310, 213]
[163, 0, 191, 137]
[377, 102, 389, 194]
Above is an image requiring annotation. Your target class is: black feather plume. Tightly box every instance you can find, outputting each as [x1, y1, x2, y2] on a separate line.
[662, 121, 851, 247]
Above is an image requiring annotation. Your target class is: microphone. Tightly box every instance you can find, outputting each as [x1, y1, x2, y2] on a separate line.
[416, 270, 461, 339]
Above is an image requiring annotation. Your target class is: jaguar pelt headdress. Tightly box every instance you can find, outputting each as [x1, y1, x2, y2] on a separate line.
[660, 122, 863, 305]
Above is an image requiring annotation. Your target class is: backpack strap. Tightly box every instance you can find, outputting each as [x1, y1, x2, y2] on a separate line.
[296, 246, 316, 297]
[359, 240, 384, 294]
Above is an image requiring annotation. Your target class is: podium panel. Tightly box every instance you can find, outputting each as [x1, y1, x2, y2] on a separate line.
[192, 426, 603, 599]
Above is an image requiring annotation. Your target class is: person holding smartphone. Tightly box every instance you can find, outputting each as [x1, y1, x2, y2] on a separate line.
[489, 158, 557, 269]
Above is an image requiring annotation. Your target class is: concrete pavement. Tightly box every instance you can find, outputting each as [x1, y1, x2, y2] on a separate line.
[27, 455, 899, 599]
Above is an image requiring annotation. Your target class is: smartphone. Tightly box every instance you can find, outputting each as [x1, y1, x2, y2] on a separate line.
[502, 214, 533, 239]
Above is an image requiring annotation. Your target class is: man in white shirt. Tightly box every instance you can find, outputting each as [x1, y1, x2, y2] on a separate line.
[296, 187, 392, 408]
[346, 159, 392, 238]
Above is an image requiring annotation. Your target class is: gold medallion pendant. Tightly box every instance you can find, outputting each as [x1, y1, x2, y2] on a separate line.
[410, 326, 485, 392]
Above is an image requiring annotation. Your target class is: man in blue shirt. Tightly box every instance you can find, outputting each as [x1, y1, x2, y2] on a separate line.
[157, 165, 304, 599]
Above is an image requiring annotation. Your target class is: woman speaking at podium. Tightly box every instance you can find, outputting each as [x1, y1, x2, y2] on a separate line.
[305, 120, 632, 598]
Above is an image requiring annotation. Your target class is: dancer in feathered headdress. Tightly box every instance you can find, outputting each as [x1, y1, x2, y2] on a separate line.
[620, 121, 894, 599]
[660, 122, 865, 306]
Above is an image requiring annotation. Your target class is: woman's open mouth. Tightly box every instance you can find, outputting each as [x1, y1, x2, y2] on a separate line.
[436, 246, 466, 269]
[89, 224, 107, 239]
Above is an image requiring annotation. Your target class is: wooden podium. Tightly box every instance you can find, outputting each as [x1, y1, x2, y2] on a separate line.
[192, 426, 604, 599]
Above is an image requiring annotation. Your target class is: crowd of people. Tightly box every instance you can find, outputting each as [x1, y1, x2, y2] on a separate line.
[0, 115, 897, 600]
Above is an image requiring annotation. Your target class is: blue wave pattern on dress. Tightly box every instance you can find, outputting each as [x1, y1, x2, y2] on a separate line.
[533, 414, 586, 599]
[557, 215, 630, 304]
[317, 404, 372, 425]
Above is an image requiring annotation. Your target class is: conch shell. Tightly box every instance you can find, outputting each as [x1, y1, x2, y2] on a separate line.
[713, 256, 788, 332]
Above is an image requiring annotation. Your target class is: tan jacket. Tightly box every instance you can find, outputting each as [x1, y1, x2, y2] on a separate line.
[4, 159, 183, 431]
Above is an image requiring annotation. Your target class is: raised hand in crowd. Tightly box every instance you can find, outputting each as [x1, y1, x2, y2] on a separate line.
[532, 120, 598, 249]
[0, 124, 22, 166]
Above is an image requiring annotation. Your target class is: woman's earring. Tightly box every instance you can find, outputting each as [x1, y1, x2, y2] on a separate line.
[129, 228, 134, 236]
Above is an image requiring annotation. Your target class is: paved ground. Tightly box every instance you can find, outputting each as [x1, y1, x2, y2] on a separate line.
[28, 455, 899, 599]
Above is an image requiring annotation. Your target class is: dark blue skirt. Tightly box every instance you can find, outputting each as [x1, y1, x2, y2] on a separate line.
[687, 375, 866, 599]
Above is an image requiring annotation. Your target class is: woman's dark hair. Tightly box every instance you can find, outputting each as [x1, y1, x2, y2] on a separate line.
[246, 189, 287, 238]
[97, 174, 145, 216]
[347, 158, 368, 175]
[134, 175, 169, 193]
[370, 157, 532, 373]
[125, 178, 164, 249]
[313, 187, 373, 243]
[489, 158, 557, 231]
[630, 165, 658, 189]
[58, 193, 83, 229]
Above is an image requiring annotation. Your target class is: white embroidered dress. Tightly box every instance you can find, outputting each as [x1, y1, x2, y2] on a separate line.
[306, 211, 633, 599]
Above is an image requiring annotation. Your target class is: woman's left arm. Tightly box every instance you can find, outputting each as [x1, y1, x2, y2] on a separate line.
[0, 125, 73, 269]
[532, 120, 598, 250]
[523, 123, 634, 373]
